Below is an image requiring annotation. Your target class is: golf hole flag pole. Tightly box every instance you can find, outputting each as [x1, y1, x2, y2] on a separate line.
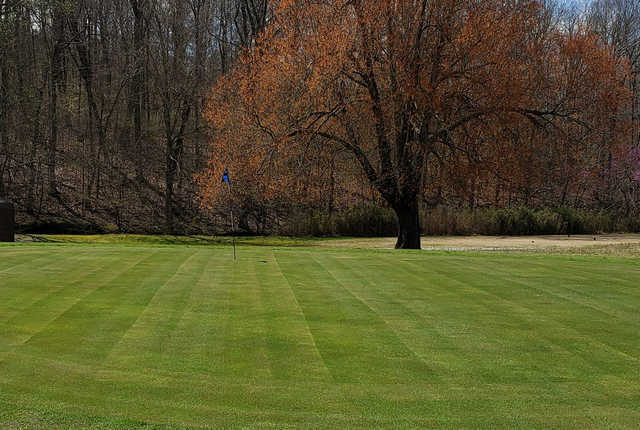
[222, 169, 237, 261]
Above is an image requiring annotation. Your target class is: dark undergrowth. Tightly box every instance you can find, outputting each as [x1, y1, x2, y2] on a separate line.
[284, 205, 640, 237]
[12, 205, 640, 238]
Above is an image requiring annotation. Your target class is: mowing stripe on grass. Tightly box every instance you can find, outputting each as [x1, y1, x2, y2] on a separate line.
[367, 254, 598, 382]
[312, 252, 457, 378]
[478, 256, 640, 312]
[0, 250, 50, 272]
[151, 249, 232, 376]
[367, 254, 512, 376]
[0, 249, 133, 346]
[259, 251, 332, 382]
[76, 249, 195, 363]
[0, 247, 78, 277]
[465, 258, 640, 363]
[17, 248, 188, 362]
[409, 256, 638, 379]
[422, 257, 611, 372]
[310, 253, 437, 376]
[213, 252, 272, 379]
[275, 250, 434, 384]
[450, 257, 640, 341]
[483, 257, 640, 327]
[103, 249, 209, 368]
[0, 249, 95, 326]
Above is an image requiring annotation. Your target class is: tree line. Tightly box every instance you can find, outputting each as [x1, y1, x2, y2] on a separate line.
[2, 0, 640, 246]
[0, 0, 268, 233]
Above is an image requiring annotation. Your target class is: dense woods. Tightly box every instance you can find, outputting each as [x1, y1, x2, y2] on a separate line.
[0, 0, 268, 233]
[1, 0, 640, 246]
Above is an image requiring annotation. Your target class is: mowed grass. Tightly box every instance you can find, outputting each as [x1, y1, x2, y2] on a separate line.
[0, 242, 639, 429]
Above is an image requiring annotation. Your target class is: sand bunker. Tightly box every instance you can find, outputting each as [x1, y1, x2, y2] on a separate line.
[319, 234, 640, 251]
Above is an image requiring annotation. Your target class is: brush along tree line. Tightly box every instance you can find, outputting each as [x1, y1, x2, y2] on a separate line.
[0, 0, 639, 245]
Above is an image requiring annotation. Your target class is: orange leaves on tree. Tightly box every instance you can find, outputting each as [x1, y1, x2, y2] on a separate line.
[198, 0, 629, 245]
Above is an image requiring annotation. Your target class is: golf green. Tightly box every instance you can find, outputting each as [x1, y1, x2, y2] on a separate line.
[0, 244, 639, 428]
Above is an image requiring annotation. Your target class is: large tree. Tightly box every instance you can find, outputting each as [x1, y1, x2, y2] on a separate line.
[202, 0, 625, 248]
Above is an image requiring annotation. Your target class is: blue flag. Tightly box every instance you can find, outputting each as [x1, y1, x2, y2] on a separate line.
[222, 169, 230, 183]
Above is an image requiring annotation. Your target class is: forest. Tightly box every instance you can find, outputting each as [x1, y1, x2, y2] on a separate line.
[1, 0, 639, 248]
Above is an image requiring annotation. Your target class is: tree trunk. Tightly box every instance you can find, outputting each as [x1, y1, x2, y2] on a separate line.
[393, 199, 421, 249]
[0, 160, 5, 198]
[165, 140, 176, 234]
[0, 53, 7, 199]
[48, 5, 65, 196]
[130, 0, 145, 176]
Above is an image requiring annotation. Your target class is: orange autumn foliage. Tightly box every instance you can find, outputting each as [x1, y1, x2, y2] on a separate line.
[200, 0, 628, 247]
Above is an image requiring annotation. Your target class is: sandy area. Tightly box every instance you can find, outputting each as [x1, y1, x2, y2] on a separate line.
[318, 234, 640, 251]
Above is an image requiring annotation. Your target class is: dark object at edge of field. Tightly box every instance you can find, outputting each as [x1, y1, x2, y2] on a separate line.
[0, 200, 15, 242]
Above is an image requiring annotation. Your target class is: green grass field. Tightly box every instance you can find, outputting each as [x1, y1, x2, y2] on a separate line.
[0, 240, 639, 428]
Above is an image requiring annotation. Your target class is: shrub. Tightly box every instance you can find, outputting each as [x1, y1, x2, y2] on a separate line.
[282, 205, 396, 237]
[533, 209, 562, 234]
[282, 205, 640, 237]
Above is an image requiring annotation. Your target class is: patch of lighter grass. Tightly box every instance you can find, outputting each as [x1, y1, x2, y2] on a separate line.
[15, 234, 318, 247]
[541, 243, 640, 257]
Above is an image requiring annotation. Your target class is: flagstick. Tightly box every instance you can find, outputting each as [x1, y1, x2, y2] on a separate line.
[225, 181, 237, 261]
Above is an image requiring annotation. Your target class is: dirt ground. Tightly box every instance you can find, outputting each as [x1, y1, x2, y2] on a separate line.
[318, 234, 640, 253]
